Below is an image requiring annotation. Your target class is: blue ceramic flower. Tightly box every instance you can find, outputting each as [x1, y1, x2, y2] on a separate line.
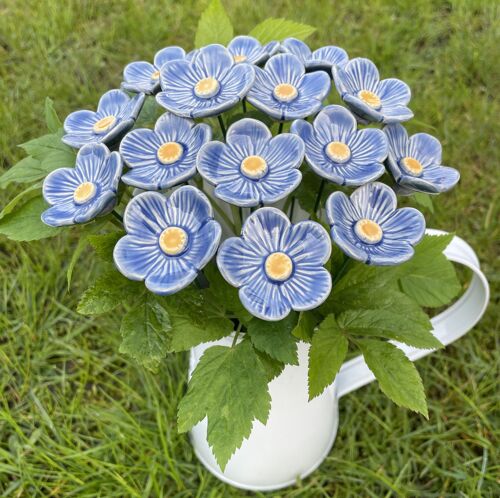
[122, 46, 186, 94]
[197, 118, 304, 207]
[120, 113, 211, 190]
[326, 182, 425, 265]
[217, 207, 332, 321]
[383, 124, 460, 194]
[41, 143, 122, 227]
[332, 58, 413, 124]
[62, 90, 145, 149]
[156, 44, 255, 118]
[280, 37, 348, 72]
[227, 35, 279, 65]
[114, 186, 221, 295]
[246, 53, 331, 120]
[291, 105, 387, 186]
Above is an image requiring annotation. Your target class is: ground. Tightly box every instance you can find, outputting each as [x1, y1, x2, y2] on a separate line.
[0, 0, 498, 496]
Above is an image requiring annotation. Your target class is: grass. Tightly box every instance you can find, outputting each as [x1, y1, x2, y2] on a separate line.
[0, 0, 498, 495]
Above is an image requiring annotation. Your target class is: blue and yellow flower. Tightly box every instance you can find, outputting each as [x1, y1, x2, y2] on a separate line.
[62, 90, 145, 149]
[332, 58, 412, 124]
[326, 182, 425, 265]
[227, 35, 279, 65]
[217, 207, 332, 321]
[291, 105, 387, 186]
[41, 143, 122, 227]
[197, 118, 304, 207]
[280, 37, 348, 72]
[122, 46, 186, 94]
[120, 113, 211, 190]
[156, 44, 255, 118]
[384, 124, 460, 194]
[113, 186, 221, 295]
[247, 53, 331, 121]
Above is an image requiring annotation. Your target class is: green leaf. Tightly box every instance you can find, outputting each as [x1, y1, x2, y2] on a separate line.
[291, 310, 321, 342]
[357, 339, 428, 417]
[255, 350, 285, 382]
[293, 169, 322, 213]
[413, 193, 434, 213]
[194, 0, 233, 48]
[0, 157, 52, 189]
[177, 340, 271, 470]
[246, 313, 299, 365]
[249, 18, 316, 44]
[41, 149, 76, 170]
[88, 231, 124, 262]
[308, 315, 348, 399]
[0, 184, 41, 219]
[19, 129, 73, 161]
[44, 97, 62, 133]
[398, 234, 461, 307]
[0, 196, 63, 241]
[119, 294, 172, 372]
[77, 268, 143, 315]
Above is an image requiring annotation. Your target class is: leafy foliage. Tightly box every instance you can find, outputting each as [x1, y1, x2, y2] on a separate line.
[194, 0, 233, 48]
[291, 310, 321, 342]
[177, 340, 271, 470]
[249, 18, 316, 44]
[88, 231, 125, 261]
[44, 97, 62, 133]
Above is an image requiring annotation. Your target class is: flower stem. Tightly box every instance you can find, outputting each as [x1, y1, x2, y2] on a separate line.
[289, 196, 296, 222]
[313, 179, 326, 216]
[278, 121, 284, 134]
[230, 204, 242, 234]
[231, 321, 243, 347]
[195, 270, 209, 289]
[111, 209, 123, 224]
[210, 198, 236, 233]
[218, 114, 227, 138]
[242, 99, 247, 113]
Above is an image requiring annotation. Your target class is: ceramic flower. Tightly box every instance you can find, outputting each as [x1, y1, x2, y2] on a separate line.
[120, 113, 211, 190]
[156, 44, 255, 118]
[227, 35, 279, 65]
[326, 182, 425, 265]
[280, 37, 348, 72]
[197, 118, 304, 207]
[383, 124, 460, 194]
[41, 143, 122, 227]
[122, 46, 186, 94]
[246, 53, 331, 121]
[114, 186, 221, 295]
[217, 207, 332, 321]
[62, 90, 145, 149]
[291, 105, 387, 186]
[332, 58, 412, 124]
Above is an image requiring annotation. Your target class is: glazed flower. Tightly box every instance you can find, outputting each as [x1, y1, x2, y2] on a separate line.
[41, 143, 122, 227]
[383, 124, 460, 194]
[62, 90, 145, 149]
[291, 105, 387, 186]
[227, 35, 279, 65]
[122, 46, 186, 94]
[113, 186, 221, 295]
[197, 118, 304, 207]
[332, 58, 412, 124]
[217, 208, 332, 321]
[280, 37, 348, 72]
[156, 44, 255, 118]
[326, 182, 425, 265]
[120, 113, 211, 190]
[246, 53, 331, 121]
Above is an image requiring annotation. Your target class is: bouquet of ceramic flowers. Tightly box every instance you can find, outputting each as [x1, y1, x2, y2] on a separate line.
[0, 3, 463, 469]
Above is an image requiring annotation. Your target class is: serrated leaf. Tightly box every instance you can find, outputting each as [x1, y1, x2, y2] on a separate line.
[19, 129, 72, 161]
[398, 234, 460, 307]
[44, 97, 62, 133]
[177, 340, 271, 470]
[255, 350, 285, 382]
[291, 310, 321, 342]
[413, 193, 434, 213]
[119, 294, 172, 372]
[308, 314, 348, 399]
[0, 156, 55, 189]
[0, 184, 41, 219]
[358, 339, 428, 417]
[246, 313, 299, 365]
[41, 149, 76, 170]
[249, 18, 316, 44]
[0, 196, 63, 241]
[88, 231, 124, 262]
[195, 0, 234, 48]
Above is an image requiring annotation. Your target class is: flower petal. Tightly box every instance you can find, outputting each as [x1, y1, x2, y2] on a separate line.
[365, 239, 415, 266]
[122, 61, 158, 93]
[298, 70, 331, 102]
[43, 168, 80, 205]
[226, 118, 272, 154]
[381, 207, 425, 245]
[263, 53, 305, 86]
[284, 220, 331, 265]
[263, 133, 304, 171]
[166, 186, 214, 231]
[350, 182, 397, 223]
[310, 46, 349, 70]
[258, 168, 302, 204]
[378, 78, 411, 106]
[123, 191, 168, 237]
[383, 123, 408, 160]
[400, 165, 460, 194]
[96, 89, 130, 117]
[193, 44, 234, 81]
[313, 104, 357, 143]
[281, 266, 331, 311]
[349, 128, 388, 164]
[341, 58, 380, 93]
[263, 40, 280, 56]
[120, 128, 161, 170]
[326, 191, 360, 232]
[74, 143, 111, 182]
[145, 257, 198, 295]
[197, 141, 242, 185]
[214, 177, 261, 207]
[408, 133, 442, 167]
[280, 38, 311, 64]
[187, 219, 221, 269]
[154, 46, 186, 69]
[73, 190, 116, 223]
[227, 35, 266, 64]
[41, 202, 78, 227]
[380, 105, 413, 123]
[63, 110, 99, 135]
[342, 93, 383, 123]
[242, 207, 291, 253]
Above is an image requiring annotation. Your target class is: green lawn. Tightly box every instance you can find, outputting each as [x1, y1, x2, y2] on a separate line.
[0, 0, 498, 496]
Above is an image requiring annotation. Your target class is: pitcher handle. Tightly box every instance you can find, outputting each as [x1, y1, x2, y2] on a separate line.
[336, 229, 490, 398]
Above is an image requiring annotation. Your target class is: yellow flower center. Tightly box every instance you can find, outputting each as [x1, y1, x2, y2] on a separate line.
[273, 83, 298, 103]
[151, 70, 160, 80]
[233, 54, 247, 63]
[157, 142, 183, 164]
[354, 219, 383, 244]
[265, 252, 293, 281]
[159, 227, 188, 256]
[326, 141, 351, 163]
[93, 115, 116, 133]
[240, 155, 268, 179]
[194, 77, 220, 98]
[401, 156, 423, 176]
[73, 182, 97, 204]
[358, 89, 381, 109]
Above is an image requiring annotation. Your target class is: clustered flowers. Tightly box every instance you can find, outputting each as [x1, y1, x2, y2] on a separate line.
[42, 36, 460, 321]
